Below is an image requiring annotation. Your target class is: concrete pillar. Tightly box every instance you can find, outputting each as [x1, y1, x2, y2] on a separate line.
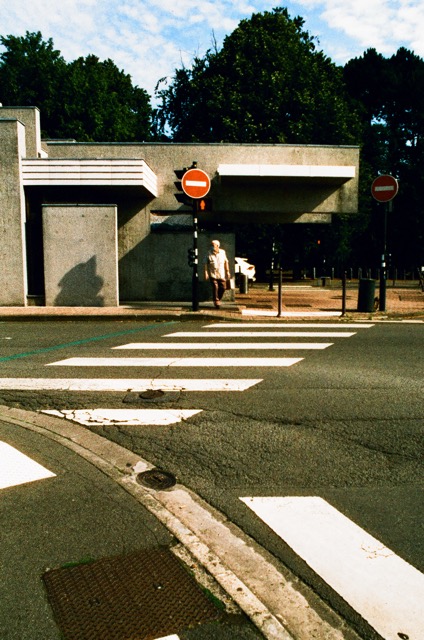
[42, 204, 119, 306]
[0, 119, 28, 306]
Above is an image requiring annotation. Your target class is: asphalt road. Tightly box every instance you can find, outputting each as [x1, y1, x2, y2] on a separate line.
[1, 318, 423, 639]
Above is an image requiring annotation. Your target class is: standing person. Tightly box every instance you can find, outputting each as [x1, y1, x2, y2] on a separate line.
[204, 239, 231, 308]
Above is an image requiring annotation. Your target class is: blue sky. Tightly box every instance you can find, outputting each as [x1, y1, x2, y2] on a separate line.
[1, 0, 423, 100]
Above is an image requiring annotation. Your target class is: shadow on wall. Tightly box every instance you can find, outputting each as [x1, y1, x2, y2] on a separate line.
[55, 256, 104, 306]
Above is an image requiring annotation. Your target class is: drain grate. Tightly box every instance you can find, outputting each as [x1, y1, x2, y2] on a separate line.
[43, 548, 221, 640]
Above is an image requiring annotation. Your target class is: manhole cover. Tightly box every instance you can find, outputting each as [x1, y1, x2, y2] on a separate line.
[136, 468, 177, 490]
[43, 548, 221, 640]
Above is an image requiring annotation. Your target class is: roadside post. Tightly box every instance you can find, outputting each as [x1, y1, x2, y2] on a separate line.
[277, 263, 283, 317]
[175, 163, 211, 311]
[371, 175, 399, 312]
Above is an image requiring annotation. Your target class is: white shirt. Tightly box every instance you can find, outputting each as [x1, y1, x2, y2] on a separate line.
[205, 248, 229, 280]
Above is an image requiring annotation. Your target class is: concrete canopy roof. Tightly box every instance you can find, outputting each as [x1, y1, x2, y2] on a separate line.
[21, 158, 158, 197]
[217, 163, 355, 182]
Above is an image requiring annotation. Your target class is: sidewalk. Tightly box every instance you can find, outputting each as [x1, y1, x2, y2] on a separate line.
[0, 404, 358, 640]
[0, 281, 423, 320]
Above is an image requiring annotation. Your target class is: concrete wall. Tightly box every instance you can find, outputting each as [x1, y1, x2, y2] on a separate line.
[45, 142, 360, 222]
[0, 107, 42, 158]
[126, 230, 235, 302]
[0, 119, 27, 305]
[42, 205, 119, 306]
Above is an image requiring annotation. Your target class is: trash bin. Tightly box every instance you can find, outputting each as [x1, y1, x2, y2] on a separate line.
[239, 274, 249, 294]
[357, 278, 376, 312]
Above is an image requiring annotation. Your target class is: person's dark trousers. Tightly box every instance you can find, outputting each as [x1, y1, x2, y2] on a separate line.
[211, 278, 226, 307]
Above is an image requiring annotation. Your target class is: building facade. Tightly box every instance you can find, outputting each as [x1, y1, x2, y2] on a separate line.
[0, 106, 360, 306]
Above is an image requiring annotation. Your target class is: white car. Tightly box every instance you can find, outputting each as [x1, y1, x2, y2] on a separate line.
[235, 257, 256, 282]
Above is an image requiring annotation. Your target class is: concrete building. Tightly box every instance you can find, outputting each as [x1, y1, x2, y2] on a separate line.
[0, 106, 360, 306]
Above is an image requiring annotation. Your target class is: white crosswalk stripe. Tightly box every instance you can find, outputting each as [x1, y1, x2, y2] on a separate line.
[43, 408, 202, 426]
[163, 331, 356, 338]
[241, 496, 424, 640]
[0, 378, 261, 391]
[0, 441, 56, 489]
[113, 342, 333, 350]
[47, 357, 303, 367]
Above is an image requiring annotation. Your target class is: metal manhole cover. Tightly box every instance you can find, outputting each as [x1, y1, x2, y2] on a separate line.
[136, 468, 177, 490]
[43, 548, 221, 640]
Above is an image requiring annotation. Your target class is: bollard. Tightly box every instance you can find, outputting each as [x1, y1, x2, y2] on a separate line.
[239, 273, 249, 294]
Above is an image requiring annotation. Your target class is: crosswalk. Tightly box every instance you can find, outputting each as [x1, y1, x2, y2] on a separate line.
[11, 320, 424, 640]
[39, 321, 372, 426]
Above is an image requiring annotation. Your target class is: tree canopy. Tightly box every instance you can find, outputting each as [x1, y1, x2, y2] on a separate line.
[0, 31, 153, 141]
[155, 7, 362, 145]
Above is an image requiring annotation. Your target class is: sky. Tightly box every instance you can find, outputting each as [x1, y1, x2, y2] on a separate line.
[1, 0, 423, 100]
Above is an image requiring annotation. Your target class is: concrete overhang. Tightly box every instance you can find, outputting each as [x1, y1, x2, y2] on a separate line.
[217, 163, 355, 183]
[21, 158, 158, 197]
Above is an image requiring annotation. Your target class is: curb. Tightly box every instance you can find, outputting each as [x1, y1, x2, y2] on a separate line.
[0, 403, 362, 640]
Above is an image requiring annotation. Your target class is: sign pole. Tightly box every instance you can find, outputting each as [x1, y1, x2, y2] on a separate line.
[371, 175, 398, 313]
[180, 164, 211, 312]
[192, 208, 199, 312]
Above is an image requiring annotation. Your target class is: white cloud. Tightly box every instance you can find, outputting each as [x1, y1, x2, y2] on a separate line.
[1, 0, 423, 102]
[292, 0, 424, 62]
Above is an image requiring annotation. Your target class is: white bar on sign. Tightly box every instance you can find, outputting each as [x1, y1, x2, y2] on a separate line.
[185, 180, 207, 187]
[42, 408, 202, 426]
[0, 378, 262, 391]
[0, 441, 56, 489]
[240, 496, 424, 640]
[47, 357, 303, 367]
[375, 186, 395, 191]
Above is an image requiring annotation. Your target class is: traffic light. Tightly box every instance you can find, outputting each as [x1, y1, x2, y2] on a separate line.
[187, 248, 196, 267]
[174, 167, 194, 207]
[195, 198, 213, 212]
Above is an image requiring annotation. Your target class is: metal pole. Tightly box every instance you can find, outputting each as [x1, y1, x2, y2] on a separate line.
[379, 201, 391, 312]
[192, 211, 199, 311]
[341, 271, 347, 316]
[277, 265, 283, 317]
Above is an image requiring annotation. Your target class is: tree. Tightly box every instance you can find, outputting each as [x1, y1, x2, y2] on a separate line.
[0, 31, 153, 141]
[0, 31, 68, 136]
[344, 48, 424, 268]
[155, 7, 362, 145]
[60, 55, 152, 142]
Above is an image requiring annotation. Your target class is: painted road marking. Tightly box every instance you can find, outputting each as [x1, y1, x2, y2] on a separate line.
[164, 331, 355, 338]
[113, 342, 332, 350]
[42, 408, 202, 426]
[0, 321, 176, 363]
[242, 310, 342, 317]
[240, 496, 424, 640]
[0, 378, 262, 391]
[205, 323, 374, 329]
[0, 441, 56, 489]
[47, 357, 303, 367]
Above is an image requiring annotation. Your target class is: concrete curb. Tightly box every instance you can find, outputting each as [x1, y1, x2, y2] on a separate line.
[0, 403, 362, 640]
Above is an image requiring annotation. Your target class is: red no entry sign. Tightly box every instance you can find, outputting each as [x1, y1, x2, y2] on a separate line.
[182, 168, 211, 199]
[371, 175, 399, 202]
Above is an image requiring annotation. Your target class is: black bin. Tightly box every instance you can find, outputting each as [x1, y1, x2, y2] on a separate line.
[239, 274, 249, 294]
[357, 278, 376, 312]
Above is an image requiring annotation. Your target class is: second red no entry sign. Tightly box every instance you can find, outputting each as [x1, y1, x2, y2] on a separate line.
[371, 175, 399, 202]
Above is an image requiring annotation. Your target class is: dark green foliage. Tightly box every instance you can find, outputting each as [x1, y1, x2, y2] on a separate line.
[155, 8, 362, 145]
[0, 31, 152, 141]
